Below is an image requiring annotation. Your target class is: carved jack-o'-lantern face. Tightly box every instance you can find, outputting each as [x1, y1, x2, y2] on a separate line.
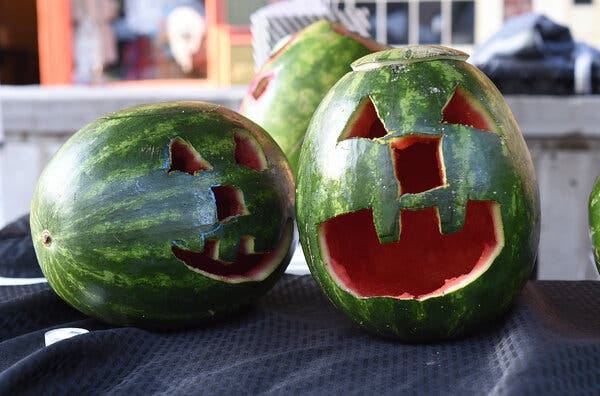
[31, 102, 296, 328]
[296, 47, 540, 340]
[320, 88, 504, 300]
[165, 132, 293, 282]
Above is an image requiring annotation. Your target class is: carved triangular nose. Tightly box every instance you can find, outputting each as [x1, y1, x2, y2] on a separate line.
[390, 135, 445, 196]
[211, 185, 249, 223]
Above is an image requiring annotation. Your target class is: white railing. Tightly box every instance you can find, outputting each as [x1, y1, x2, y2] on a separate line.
[1, 85, 600, 281]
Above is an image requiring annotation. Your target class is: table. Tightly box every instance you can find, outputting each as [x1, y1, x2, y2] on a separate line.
[1, 216, 599, 395]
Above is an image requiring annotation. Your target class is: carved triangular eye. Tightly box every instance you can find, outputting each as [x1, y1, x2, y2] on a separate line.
[234, 130, 267, 171]
[339, 96, 388, 141]
[211, 185, 249, 222]
[442, 86, 496, 133]
[167, 137, 212, 175]
[250, 72, 274, 100]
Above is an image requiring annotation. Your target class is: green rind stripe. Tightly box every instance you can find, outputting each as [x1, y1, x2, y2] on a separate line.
[588, 177, 600, 274]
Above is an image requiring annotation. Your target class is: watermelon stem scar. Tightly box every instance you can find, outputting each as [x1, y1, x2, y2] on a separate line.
[42, 230, 52, 247]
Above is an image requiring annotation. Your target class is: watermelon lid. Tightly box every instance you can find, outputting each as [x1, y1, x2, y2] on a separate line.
[351, 45, 469, 71]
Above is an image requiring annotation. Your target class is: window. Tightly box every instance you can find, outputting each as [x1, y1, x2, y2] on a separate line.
[331, 0, 475, 47]
[226, 0, 268, 26]
[37, 0, 258, 85]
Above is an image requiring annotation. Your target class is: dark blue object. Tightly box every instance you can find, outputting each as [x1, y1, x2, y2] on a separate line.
[472, 13, 600, 94]
[0, 215, 42, 278]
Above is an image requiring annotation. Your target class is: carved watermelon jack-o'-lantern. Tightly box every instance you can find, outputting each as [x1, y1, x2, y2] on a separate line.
[296, 47, 540, 340]
[30, 102, 296, 328]
[239, 20, 387, 175]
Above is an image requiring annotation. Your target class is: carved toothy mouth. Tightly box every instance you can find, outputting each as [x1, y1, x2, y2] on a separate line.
[319, 201, 503, 300]
[172, 220, 294, 283]
[320, 82, 504, 299]
[166, 131, 289, 283]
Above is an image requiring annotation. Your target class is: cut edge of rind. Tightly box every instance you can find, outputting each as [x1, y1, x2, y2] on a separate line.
[351, 46, 469, 72]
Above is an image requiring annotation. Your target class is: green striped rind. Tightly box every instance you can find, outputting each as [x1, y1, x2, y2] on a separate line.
[30, 101, 296, 328]
[239, 20, 387, 175]
[588, 177, 600, 274]
[296, 47, 540, 340]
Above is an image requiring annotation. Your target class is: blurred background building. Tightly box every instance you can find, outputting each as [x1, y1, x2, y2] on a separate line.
[2, 0, 599, 86]
[1, 0, 600, 280]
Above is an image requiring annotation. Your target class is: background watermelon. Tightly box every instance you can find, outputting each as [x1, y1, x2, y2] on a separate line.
[240, 19, 387, 175]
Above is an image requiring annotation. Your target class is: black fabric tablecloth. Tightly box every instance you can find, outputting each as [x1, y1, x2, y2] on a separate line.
[1, 216, 600, 395]
[0, 215, 41, 278]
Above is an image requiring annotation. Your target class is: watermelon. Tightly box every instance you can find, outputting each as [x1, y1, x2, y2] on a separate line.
[296, 46, 540, 340]
[588, 179, 600, 274]
[239, 19, 387, 175]
[30, 102, 296, 328]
